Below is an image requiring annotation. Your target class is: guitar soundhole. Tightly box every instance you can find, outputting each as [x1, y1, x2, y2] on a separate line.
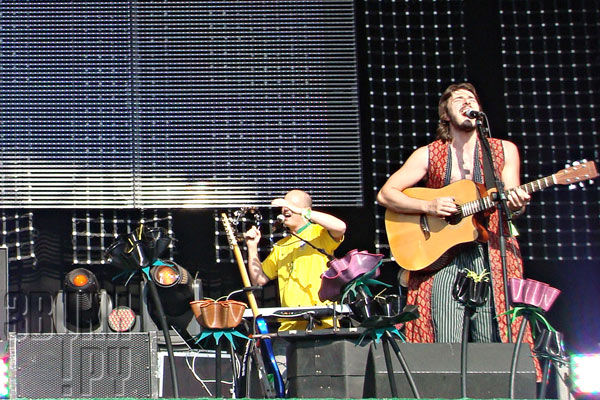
[445, 210, 463, 225]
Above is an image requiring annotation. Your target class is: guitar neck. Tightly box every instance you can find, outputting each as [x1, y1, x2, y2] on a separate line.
[518, 174, 556, 195]
[231, 242, 261, 316]
[462, 174, 556, 216]
[220, 212, 261, 317]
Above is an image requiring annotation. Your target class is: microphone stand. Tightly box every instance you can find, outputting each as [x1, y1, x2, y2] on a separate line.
[475, 115, 513, 342]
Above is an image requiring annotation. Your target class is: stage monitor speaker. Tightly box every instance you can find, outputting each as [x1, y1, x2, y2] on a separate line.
[287, 336, 372, 398]
[365, 342, 537, 399]
[9, 332, 159, 399]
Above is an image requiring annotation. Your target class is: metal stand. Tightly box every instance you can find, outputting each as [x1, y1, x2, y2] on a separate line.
[356, 287, 420, 398]
[476, 115, 513, 341]
[143, 274, 180, 398]
[538, 358, 552, 399]
[454, 273, 491, 399]
[214, 340, 226, 398]
[460, 306, 475, 398]
[382, 331, 421, 398]
[509, 317, 529, 399]
[244, 336, 276, 398]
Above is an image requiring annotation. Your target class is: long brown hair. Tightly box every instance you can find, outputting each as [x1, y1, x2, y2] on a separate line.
[436, 82, 481, 142]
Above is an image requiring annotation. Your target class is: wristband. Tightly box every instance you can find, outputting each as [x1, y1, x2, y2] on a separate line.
[302, 208, 312, 221]
[511, 206, 526, 218]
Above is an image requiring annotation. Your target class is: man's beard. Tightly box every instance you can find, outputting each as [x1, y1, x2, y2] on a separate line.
[451, 117, 476, 132]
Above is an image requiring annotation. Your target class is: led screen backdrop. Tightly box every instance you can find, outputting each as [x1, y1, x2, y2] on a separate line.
[0, 1, 362, 208]
[367, 0, 599, 261]
[499, 0, 600, 260]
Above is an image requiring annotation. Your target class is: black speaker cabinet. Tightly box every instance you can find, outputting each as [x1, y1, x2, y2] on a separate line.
[365, 342, 537, 399]
[287, 336, 372, 398]
[9, 332, 159, 398]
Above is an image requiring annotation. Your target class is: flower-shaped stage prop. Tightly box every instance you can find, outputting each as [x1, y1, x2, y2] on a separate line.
[190, 299, 251, 350]
[451, 269, 492, 398]
[318, 249, 421, 398]
[104, 225, 187, 398]
[501, 278, 566, 399]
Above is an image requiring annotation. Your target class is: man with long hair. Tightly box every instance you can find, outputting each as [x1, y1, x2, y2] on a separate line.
[377, 82, 531, 344]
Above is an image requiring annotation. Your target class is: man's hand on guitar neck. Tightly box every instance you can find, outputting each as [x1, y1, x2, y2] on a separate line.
[426, 196, 458, 217]
[506, 187, 530, 217]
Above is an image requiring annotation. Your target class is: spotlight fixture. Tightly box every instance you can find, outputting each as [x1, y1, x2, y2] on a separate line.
[148, 260, 193, 317]
[107, 306, 137, 332]
[63, 268, 101, 330]
[150, 262, 189, 288]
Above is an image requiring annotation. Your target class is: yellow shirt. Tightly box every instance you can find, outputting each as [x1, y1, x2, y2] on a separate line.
[262, 223, 342, 331]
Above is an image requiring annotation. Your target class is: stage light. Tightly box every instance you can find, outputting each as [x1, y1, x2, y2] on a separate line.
[107, 306, 137, 332]
[148, 260, 193, 317]
[63, 267, 101, 330]
[151, 263, 185, 288]
[570, 353, 600, 396]
[0, 356, 8, 398]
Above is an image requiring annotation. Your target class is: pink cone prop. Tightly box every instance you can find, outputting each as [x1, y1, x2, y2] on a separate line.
[508, 278, 561, 312]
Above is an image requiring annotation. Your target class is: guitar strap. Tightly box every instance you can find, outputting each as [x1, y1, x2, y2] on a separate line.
[479, 138, 498, 231]
[480, 138, 497, 191]
[479, 138, 517, 236]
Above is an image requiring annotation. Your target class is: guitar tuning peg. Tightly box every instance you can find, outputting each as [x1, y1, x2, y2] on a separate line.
[579, 182, 585, 188]
[568, 184, 576, 190]
[589, 180, 594, 185]
[565, 163, 571, 169]
[573, 161, 581, 166]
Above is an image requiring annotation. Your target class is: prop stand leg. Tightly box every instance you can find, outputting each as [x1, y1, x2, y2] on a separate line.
[143, 274, 180, 398]
[384, 331, 421, 398]
[354, 285, 420, 398]
[537, 358, 551, 399]
[215, 340, 222, 398]
[381, 336, 398, 397]
[460, 306, 474, 398]
[509, 316, 529, 399]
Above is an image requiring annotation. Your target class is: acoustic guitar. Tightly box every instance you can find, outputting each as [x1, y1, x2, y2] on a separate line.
[385, 160, 598, 272]
[220, 213, 285, 398]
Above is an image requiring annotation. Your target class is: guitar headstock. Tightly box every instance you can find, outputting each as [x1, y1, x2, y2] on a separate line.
[555, 160, 598, 186]
[220, 213, 238, 249]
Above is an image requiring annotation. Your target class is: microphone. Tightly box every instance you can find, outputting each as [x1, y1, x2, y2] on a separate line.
[272, 214, 286, 232]
[465, 109, 485, 119]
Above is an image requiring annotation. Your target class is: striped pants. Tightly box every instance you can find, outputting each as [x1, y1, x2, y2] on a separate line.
[431, 243, 498, 343]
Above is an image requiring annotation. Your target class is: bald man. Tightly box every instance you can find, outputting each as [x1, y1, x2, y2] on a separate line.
[244, 189, 346, 331]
